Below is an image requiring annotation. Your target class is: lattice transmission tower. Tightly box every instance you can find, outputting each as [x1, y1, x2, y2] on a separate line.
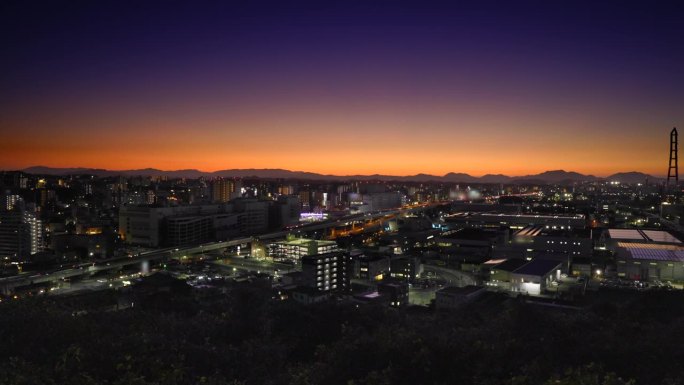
[667, 127, 678, 186]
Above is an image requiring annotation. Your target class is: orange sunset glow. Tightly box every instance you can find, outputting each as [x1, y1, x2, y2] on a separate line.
[0, 110, 672, 176]
[1, 1, 682, 178]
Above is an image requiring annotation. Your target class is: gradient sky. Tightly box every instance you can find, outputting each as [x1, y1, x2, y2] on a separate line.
[1, 1, 683, 177]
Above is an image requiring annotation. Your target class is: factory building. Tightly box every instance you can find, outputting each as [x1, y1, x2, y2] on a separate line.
[615, 244, 684, 282]
[445, 213, 586, 230]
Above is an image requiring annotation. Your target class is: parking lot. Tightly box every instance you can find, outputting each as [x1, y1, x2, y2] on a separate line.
[599, 278, 676, 291]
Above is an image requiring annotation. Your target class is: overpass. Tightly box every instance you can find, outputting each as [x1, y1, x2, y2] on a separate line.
[0, 237, 253, 295]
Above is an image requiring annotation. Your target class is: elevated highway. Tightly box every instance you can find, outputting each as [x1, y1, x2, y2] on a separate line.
[0, 203, 443, 295]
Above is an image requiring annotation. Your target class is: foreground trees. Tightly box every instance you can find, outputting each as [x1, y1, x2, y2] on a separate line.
[0, 286, 683, 384]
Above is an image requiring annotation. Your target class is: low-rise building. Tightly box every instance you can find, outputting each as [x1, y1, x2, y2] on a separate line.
[291, 286, 329, 305]
[570, 256, 593, 277]
[445, 213, 586, 230]
[389, 255, 422, 280]
[510, 259, 562, 296]
[512, 226, 593, 258]
[484, 258, 529, 291]
[377, 280, 409, 307]
[604, 229, 683, 250]
[435, 285, 486, 310]
[356, 254, 390, 281]
[615, 243, 684, 281]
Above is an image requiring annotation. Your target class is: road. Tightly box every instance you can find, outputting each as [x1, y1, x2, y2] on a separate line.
[0, 203, 443, 294]
[209, 255, 299, 274]
[422, 264, 477, 287]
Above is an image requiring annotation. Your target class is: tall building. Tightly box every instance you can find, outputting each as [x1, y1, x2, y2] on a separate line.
[0, 172, 28, 190]
[146, 190, 156, 205]
[36, 188, 55, 209]
[348, 191, 402, 214]
[270, 195, 300, 228]
[119, 205, 174, 246]
[269, 237, 339, 263]
[119, 198, 269, 247]
[0, 208, 43, 261]
[301, 252, 352, 293]
[211, 178, 235, 203]
[165, 215, 214, 246]
[278, 185, 294, 195]
[231, 198, 269, 235]
[0, 193, 22, 211]
[299, 190, 311, 211]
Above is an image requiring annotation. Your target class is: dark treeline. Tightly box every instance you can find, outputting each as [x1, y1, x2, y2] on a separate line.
[1, 286, 684, 385]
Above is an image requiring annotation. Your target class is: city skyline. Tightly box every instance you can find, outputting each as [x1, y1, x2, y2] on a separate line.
[8, 164, 671, 181]
[2, 1, 683, 176]
[4, 2, 684, 382]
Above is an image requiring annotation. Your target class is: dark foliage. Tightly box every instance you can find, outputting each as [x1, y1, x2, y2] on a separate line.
[1, 288, 683, 384]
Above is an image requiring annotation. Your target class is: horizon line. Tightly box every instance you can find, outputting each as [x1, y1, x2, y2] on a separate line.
[4, 165, 669, 179]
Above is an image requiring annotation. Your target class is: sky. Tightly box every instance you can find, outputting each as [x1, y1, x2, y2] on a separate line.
[1, 0, 683, 177]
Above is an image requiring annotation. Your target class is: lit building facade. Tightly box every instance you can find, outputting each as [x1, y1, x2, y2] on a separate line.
[301, 252, 351, 293]
[269, 237, 339, 263]
[0, 209, 43, 262]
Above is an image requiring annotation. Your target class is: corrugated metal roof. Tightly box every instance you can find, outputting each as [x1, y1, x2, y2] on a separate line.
[512, 259, 561, 276]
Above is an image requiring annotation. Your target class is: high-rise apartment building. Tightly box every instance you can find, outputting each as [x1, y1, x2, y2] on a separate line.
[301, 252, 352, 293]
[269, 237, 339, 263]
[211, 178, 235, 203]
[0, 208, 43, 261]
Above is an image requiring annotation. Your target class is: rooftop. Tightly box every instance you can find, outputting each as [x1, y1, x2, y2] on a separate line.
[512, 259, 562, 276]
[608, 229, 682, 244]
[515, 225, 591, 238]
[483, 258, 508, 265]
[439, 228, 498, 241]
[619, 246, 684, 262]
[642, 230, 681, 244]
[291, 286, 328, 296]
[437, 285, 485, 296]
[608, 229, 645, 240]
[617, 242, 684, 250]
[468, 213, 584, 219]
[491, 258, 529, 272]
[572, 256, 593, 265]
[282, 271, 302, 278]
[272, 238, 338, 246]
[361, 291, 382, 299]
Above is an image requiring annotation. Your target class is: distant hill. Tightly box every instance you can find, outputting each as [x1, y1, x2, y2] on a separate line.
[605, 171, 663, 184]
[479, 174, 513, 184]
[22, 166, 114, 176]
[441, 173, 479, 183]
[14, 166, 661, 184]
[513, 170, 598, 184]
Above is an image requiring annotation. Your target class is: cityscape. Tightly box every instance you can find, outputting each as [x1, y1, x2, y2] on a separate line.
[2, 2, 684, 385]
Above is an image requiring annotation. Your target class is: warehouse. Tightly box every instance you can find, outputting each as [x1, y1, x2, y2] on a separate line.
[483, 258, 529, 291]
[615, 243, 684, 282]
[510, 259, 562, 296]
[605, 229, 683, 250]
